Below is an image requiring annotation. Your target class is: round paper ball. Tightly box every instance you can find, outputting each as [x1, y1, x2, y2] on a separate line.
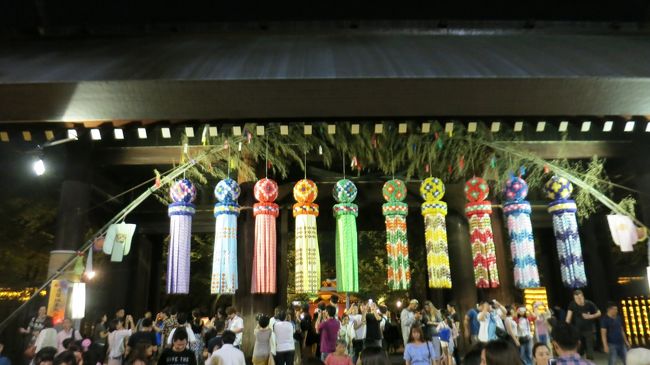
[545, 176, 573, 200]
[214, 178, 241, 202]
[504, 176, 529, 202]
[170, 179, 197, 203]
[420, 177, 445, 202]
[294, 179, 318, 203]
[383, 179, 407, 202]
[254, 178, 278, 203]
[332, 179, 357, 203]
[465, 177, 490, 202]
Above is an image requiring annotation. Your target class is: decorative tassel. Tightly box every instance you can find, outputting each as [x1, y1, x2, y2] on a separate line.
[420, 177, 451, 288]
[465, 177, 500, 288]
[251, 178, 279, 294]
[167, 179, 197, 294]
[333, 179, 359, 293]
[293, 179, 321, 294]
[545, 176, 587, 288]
[382, 179, 410, 290]
[503, 177, 540, 289]
[212, 178, 241, 294]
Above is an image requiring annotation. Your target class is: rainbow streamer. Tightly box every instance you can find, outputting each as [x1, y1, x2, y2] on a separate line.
[167, 179, 197, 294]
[545, 176, 587, 288]
[251, 178, 279, 294]
[420, 177, 451, 288]
[503, 177, 540, 289]
[211, 178, 240, 294]
[382, 179, 410, 290]
[293, 179, 321, 294]
[333, 179, 359, 293]
[465, 177, 499, 288]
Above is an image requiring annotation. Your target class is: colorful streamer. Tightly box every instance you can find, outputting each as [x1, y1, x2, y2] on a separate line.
[382, 179, 411, 290]
[420, 177, 451, 288]
[167, 179, 197, 294]
[503, 177, 540, 289]
[465, 177, 500, 288]
[333, 179, 359, 293]
[251, 178, 279, 294]
[293, 179, 321, 294]
[211, 178, 241, 294]
[545, 176, 587, 288]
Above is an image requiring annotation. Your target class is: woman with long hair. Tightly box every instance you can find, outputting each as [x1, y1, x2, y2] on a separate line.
[481, 339, 522, 365]
[404, 325, 439, 365]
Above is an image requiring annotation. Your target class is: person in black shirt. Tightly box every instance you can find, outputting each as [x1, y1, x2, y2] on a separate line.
[362, 302, 383, 349]
[157, 329, 196, 365]
[565, 289, 601, 360]
[127, 318, 158, 359]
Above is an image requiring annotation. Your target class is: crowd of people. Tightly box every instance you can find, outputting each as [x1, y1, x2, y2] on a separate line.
[10, 289, 650, 365]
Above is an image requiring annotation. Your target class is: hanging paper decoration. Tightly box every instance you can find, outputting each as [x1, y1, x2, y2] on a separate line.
[103, 222, 136, 262]
[420, 177, 451, 288]
[545, 176, 587, 288]
[503, 177, 540, 289]
[293, 179, 321, 294]
[212, 178, 241, 294]
[465, 177, 500, 288]
[382, 179, 411, 290]
[167, 179, 197, 294]
[333, 179, 359, 292]
[607, 215, 639, 252]
[251, 178, 279, 294]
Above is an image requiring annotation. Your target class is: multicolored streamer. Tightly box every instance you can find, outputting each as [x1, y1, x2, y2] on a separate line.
[382, 179, 410, 290]
[293, 179, 321, 294]
[503, 177, 540, 289]
[211, 178, 241, 294]
[420, 177, 451, 288]
[465, 177, 499, 288]
[545, 176, 587, 288]
[333, 179, 359, 293]
[167, 179, 197, 294]
[251, 178, 279, 294]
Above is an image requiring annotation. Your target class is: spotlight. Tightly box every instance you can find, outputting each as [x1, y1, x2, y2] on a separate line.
[33, 158, 45, 176]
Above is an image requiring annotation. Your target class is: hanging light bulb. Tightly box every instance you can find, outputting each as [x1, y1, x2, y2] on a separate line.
[33, 157, 45, 176]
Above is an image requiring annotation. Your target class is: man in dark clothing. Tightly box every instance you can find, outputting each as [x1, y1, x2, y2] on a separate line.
[600, 302, 629, 365]
[127, 318, 158, 358]
[157, 328, 196, 365]
[566, 290, 601, 360]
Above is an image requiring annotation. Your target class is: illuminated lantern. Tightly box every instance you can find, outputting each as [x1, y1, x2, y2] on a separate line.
[212, 178, 240, 294]
[503, 176, 540, 288]
[293, 179, 321, 294]
[420, 177, 451, 288]
[167, 179, 197, 294]
[382, 179, 410, 290]
[465, 177, 499, 288]
[545, 176, 587, 288]
[251, 178, 279, 294]
[333, 179, 359, 293]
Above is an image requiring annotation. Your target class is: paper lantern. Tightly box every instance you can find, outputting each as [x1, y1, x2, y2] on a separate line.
[333, 179, 359, 293]
[293, 179, 321, 294]
[503, 177, 540, 289]
[167, 179, 197, 294]
[545, 176, 587, 288]
[420, 177, 451, 288]
[212, 178, 240, 294]
[103, 223, 136, 262]
[382, 179, 411, 290]
[465, 177, 499, 288]
[251, 178, 279, 294]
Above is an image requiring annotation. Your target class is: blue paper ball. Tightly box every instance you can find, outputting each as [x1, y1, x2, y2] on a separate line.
[215, 178, 241, 202]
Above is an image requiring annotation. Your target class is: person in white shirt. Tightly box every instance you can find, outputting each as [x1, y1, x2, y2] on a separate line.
[400, 300, 421, 349]
[107, 316, 134, 365]
[225, 307, 244, 349]
[56, 318, 82, 354]
[273, 309, 295, 365]
[210, 331, 245, 365]
[34, 316, 57, 353]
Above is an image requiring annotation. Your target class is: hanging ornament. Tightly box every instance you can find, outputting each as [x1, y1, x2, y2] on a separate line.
[382, 179, 411, 290]
[293, 179, 321, 294]
[503, 177, 540, 289]
[465, 177, 500, 288]
[545, 176, 587, 288]
[333, 179, 359, 293]
[420, 177, 452, 288]
[103, 222, 136, 262]
[167, 179, 197, 294]
[607, 215, 639, 252]
[212, 178, 241, 294]
[251, 178, 279, 294]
